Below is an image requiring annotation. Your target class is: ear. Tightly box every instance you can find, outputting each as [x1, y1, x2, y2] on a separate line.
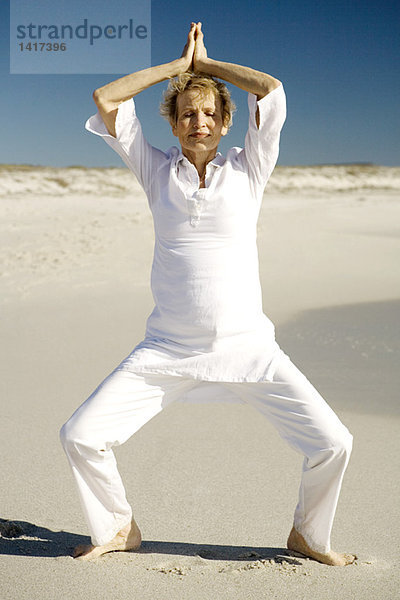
[171, 122, 178, 137]
[220, 124, 228, 137]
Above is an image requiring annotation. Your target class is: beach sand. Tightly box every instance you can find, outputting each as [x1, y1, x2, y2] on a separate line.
[0, 166, 399, 599]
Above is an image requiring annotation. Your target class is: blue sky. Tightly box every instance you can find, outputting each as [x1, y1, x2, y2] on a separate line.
[1, 0, 399, 167]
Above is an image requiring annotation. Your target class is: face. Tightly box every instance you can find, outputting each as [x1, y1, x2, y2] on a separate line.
[172, 89, 228, 155]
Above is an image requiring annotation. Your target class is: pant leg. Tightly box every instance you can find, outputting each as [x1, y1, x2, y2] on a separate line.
[60, 367, 197, 546]
[222, 355, 353, 554]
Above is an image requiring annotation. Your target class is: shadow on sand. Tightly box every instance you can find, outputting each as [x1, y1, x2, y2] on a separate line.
[276, 298, 400, 416]
[0, 519, 297, 563]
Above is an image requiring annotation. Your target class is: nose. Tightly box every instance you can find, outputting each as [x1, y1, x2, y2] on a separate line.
[193, 112, 206, 128]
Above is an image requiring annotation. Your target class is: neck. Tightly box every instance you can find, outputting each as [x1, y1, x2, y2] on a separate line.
[182, 148, 218, 180]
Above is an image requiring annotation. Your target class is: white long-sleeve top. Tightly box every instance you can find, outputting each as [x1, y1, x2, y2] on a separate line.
[85, 84, 287, 382]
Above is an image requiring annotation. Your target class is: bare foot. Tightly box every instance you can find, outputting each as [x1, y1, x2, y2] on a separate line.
[73, 518, 142, 560]
[287, 526, 357, 566]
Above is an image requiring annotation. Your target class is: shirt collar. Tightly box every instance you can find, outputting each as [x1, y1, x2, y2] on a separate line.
[175, 150, 225, 169]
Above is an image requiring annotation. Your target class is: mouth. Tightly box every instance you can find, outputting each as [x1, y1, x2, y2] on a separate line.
[190, 133, 209, 138]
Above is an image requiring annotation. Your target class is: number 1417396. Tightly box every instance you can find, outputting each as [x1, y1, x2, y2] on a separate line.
[18, 42, 67, 51]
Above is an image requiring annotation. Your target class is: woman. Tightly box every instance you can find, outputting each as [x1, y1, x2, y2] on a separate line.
[60, 22, 355, 565]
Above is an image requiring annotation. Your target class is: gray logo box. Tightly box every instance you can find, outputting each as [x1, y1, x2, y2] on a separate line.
[10, 0, 151, 74]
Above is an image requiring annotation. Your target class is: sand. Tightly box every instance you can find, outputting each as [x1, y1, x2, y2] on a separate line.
[0, 166, 399, 599]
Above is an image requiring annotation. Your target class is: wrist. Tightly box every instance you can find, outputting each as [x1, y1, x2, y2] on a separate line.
[175, 57, 192, 75]
[194, 56, 211, 73]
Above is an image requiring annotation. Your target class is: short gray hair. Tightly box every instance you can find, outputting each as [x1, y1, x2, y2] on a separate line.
[159, 72, 236, 129]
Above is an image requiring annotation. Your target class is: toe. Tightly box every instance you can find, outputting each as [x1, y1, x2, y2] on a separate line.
[72, 544, 86, 558]
[72, 544, 97, 559]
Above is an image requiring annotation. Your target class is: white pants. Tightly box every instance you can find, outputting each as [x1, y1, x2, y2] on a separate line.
[60, 353, 353, 553]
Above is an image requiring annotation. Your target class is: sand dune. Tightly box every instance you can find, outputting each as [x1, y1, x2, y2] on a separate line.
[1, 163, 399, 197]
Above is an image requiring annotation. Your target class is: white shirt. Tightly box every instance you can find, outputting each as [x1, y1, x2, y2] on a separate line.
[85, 84, 287, 382]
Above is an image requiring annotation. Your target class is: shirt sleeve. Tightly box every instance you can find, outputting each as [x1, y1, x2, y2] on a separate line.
[242, 84, 286, 196]
[84, 98, 166, 195]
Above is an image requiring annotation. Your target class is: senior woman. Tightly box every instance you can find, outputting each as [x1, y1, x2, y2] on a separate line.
[60, 22, 355, 565]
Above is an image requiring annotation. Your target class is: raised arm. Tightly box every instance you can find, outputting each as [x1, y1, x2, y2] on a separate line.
[192, 22, 281, 125]
[92, 23, 197, 137]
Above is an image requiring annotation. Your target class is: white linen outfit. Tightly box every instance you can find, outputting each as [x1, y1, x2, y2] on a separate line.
[60, 84, 353, 553]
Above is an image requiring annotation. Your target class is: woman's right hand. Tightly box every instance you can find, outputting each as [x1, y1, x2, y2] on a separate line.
[180, 22, 196, 72]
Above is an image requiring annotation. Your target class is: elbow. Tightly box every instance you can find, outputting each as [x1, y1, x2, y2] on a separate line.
[92, 88, 109, 108]
[265, 76, 282, 94]
[92, 88, 117, 113]
[92, 88, 102, 104]
[257, 77, 282, 101]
